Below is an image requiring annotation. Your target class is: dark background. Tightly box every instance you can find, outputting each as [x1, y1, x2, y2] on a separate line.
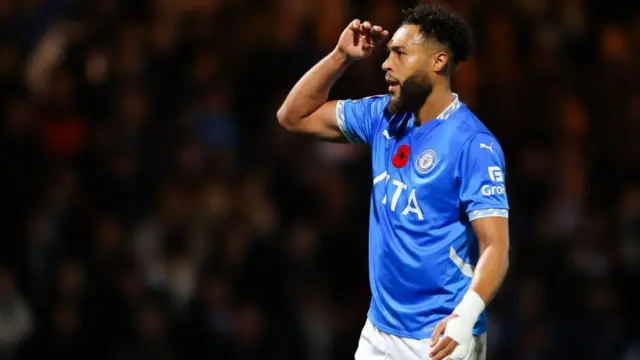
[0, 0, 638, 359]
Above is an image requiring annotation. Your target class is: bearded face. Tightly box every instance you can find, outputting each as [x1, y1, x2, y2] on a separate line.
[386, 69, 434, 114]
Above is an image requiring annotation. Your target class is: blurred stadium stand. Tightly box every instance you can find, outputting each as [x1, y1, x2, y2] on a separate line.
[0, 0, 638, 359]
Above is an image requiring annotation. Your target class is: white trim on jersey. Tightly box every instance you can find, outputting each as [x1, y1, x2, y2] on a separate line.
[467, 208, 509, 221]
[335, 100, 361, 144]
[450, 246, 475, 277]
[436, 93, 461, 120]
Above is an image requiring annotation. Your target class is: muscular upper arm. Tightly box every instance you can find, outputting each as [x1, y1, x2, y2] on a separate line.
[457, 131, 511, 255]
[278, 101, 347, 143]
[471, 217, 509, 255]
[279, 95, 388, 145]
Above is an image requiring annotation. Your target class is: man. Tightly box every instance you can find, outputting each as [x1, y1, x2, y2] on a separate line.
[277, 4, 509, 360]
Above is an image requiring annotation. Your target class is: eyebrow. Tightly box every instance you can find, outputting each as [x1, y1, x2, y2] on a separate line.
[388, 44, 407, 52]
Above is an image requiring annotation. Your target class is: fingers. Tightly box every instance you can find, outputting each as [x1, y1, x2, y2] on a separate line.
[345, 19, 388, 52]
[360, 22, 385, 37]
[431, 320, 446, 344]
[430, 339, 458, 360]
[429, 336, 450, 359]
[351, 19, 388, 38]
[358, 21, 373, 44]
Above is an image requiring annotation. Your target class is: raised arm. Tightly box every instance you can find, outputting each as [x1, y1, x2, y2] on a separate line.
[276, 50, 351, 141]
[277, 20, 388, 142]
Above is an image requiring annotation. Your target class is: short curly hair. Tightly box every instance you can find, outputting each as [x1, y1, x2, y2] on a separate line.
[402, 3, 473, 66]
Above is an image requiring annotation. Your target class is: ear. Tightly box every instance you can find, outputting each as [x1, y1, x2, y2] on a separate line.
[432, 52, 449, 73]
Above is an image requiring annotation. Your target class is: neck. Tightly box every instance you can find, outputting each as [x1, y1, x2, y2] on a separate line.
[414, 84, 454, 126]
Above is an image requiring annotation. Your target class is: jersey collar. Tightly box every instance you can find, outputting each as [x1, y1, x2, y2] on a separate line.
[435, 93, 461, 120]
[387, 93, 462, 137]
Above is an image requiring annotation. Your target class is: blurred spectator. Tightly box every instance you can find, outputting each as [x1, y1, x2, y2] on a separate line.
[0, 266, 33, 360]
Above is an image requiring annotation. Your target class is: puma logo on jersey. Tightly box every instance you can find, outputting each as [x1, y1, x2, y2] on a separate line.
[382, 130, 394, 148]
[479, 143, 494, 154]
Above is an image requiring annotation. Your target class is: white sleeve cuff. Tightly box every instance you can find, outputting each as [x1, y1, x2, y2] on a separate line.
[468, 208, 509, 221]
[335, 100, 361, 144]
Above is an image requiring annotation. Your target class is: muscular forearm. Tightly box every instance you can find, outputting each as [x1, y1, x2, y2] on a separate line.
[452, 216, 509, 323]
[277, 50, 352, 124]
[469, 244, 509, 304]
[433, 243, 508, 359]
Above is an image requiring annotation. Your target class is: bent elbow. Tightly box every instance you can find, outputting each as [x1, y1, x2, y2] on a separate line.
[503, 255, 510, 274]
[276, 108, 298, 131]
[276, 108, 288, 125]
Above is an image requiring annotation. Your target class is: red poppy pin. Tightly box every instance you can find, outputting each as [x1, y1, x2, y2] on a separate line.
[392, 144, 410, 168]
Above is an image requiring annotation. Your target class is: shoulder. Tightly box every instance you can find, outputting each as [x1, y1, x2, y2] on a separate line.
[336, 95, 392, 144]
[352, 94, 391, 106]
[337, 94, 390, 117]
[448, 106, 501, 150]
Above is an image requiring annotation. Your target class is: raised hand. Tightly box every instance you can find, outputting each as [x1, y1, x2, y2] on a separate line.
[335, 19, 389, 61]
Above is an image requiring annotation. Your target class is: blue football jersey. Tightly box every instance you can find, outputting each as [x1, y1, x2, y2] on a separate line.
[336, 94, 509, 339]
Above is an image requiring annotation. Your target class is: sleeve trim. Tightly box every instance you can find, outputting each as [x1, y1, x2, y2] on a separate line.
[468, 208, 509, 221]
[335, 100, 362, 144]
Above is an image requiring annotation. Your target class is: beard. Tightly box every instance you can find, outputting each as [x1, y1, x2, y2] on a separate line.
[386, 71, 433, 115]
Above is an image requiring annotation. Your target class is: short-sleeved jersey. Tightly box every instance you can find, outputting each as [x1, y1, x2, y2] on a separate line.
[336, 94, 509, 339]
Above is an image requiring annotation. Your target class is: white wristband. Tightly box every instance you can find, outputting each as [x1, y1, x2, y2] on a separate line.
[453, 290, 485, 323]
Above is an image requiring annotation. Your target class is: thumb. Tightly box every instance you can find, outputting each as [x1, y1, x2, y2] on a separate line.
[430, 321, 446, 345]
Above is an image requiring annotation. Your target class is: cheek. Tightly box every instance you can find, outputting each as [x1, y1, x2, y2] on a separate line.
[406, 55, 421, 66]
[403, 56, 427, 75]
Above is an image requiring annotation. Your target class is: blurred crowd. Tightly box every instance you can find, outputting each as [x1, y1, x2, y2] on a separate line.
[0, 0, 638, 359]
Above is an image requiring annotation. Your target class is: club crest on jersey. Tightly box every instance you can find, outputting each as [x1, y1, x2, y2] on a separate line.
[415, 149, 437, 174]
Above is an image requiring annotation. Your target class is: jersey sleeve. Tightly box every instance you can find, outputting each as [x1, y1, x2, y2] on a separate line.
[456, 133, 510, 221]
[336, 95, 388, 145]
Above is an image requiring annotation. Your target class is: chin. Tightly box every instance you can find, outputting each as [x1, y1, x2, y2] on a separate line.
[386, 99, 403, 114]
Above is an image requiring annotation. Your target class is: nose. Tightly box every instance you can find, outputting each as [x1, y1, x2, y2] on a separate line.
[382, 54, 391, 72]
